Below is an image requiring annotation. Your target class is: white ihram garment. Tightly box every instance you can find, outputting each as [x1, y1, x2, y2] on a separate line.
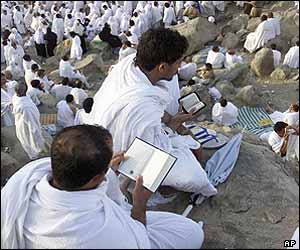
[283, 46, 299, 69]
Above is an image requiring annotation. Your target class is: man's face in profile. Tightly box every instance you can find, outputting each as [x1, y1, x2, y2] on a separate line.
[159, 58, 183, 82]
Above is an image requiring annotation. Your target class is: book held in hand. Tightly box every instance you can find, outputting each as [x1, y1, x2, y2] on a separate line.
[118, 137, 177, 193]
[178, 92, 206, 115]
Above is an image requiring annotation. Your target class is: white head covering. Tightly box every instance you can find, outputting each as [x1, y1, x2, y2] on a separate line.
[208, 16, 215, 23]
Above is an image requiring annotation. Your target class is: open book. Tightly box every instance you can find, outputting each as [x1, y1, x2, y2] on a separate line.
[179, 92, 206, 114]
[118, 137, 177, 193]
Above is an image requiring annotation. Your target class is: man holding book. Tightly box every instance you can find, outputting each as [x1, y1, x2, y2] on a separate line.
[2, 125, 204, 249]
[90, 28, 217, 197]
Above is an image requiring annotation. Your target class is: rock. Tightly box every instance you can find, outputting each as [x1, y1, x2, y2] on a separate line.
[214, 63, 249, 84]
[251, 48, 274, 77]
[90, 37, 115, 61]
[156, 123, 298, 249]
[235, 85, 259, 106]
[171, 17, 219, 56]
[192, 54, 202, 64]
[44, 56, 60, 75]
[223, 14, 249, 33]
[271, 1, 294, 12]
[270, 65, 299, 81]
[48, 69, 62, 83]
[236, 29, 249, 42]
[73, 53, 105, 82]
[247, 17, 261, 32]
[1, 152, 19, 186]
[215, 80, 236, 97]
[39, 94, 58, 113]
[221, 32, 240, 49]
[54, 39, 72, 58]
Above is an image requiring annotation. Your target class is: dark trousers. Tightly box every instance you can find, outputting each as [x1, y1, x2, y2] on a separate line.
[35, 42, 47, 57]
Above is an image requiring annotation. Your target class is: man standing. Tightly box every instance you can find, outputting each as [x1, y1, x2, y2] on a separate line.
[90, 28, 217, 196]
[12, 83, 45, 160]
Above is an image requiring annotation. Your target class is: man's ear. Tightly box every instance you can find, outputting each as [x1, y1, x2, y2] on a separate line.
[158, 63, 167, 73]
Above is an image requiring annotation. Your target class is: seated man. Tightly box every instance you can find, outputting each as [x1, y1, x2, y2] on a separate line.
[90, 28, 217, 195]
[283, 103, 299, 127]
[59, 55, 91, 89]
[1, 125, 204, 249]
[212, 98, 239, 126]
[56, 94, 77, 129]
[268, 121, 299, 159]
[1, 73, 15, 127]
[183, 2, 200, 21]
[197, 63, 215, 85]
[178, 61, 197, 82]
[283, 41, 299, 69]
[244, 15, 273, 53]
[74, 97, 94, 125]
[70, 80, 88, 108]
[118, 40, 137, 62]
[50, 77, 72, 102]
[271, 44, 281, 67]
[206, 46, 225, 69]
[224, 48, 243, 69]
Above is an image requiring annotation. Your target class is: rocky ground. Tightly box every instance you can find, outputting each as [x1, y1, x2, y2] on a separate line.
[1, 1, 299, 249]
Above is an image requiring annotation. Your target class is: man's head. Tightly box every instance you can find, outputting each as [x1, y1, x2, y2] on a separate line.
[4, 70, 13, 80]
[267, 12, 273, 18]
[129, 19, 135, 27]
[75, 80, 83, 89]
[15, 83, 27, 97]
[289, 103, 299, 112]
[23, 54, 32, 62]
[212, 46, 220, 53]
[37, 69, 46, 78]
[31, 64, 39, 73]
[205, 63, 213, 70]
[69, 31, 76, 38]
[135, 28, 188, 82]
[220, 98, 228, 107]
[270, 43, 277, 50]
[261, 15, 268, 22]
[51, 125, 113, 191]
[296, 41, 299, 47]
[83, 97, 94, 113]
[164, 2, 170, 8]
[1, 73, 6, 87]
[274, 121, 288, 137]
[66, 94, 74, 103]
[227, 48, 236, 55]
[31, 79, 41, 89]
[62, 55, 69, 61]
[123, 40, 132, 49]
[62, 77, 69, 85]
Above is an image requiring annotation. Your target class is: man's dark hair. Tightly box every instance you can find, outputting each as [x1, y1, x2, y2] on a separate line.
[205, 63, 213, 70]
[66, 94, 74, 103]
[212, 46, 219, 52]
[274, 121, 288, 133]
[31, 79, 40, 88]
[296, 41, 299, 46]
[187, 79, 196, 86]
[69, 31, 76, 38]
[62, 77, 69, 85]
[23, 54, 31, 61]
[267, 12, 273, 18]
[67, 13, 72, 19]
[270, 43, 277, 50]
[83, 97, 94, 113]
[154, 1, 158, 7]
[51, 125, 113, 190]
[135, 28, 188, 71]
[164, 2, 170, 8]
[133, 12, 138, 17]
[220, 98, 228, 107]
[62, 54, 69, 61]
[261, 15, 268, 22]
[124, 40, 132, 47]
[129, 19, 135, 26]
[31, 64, 39, 72]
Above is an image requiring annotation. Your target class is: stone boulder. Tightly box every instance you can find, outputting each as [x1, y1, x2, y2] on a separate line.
[44, 56, 60, 75]
[236, 29, 249, 42]
[48, 69, 62, 84]
[171, 17, 219, 56]
[89, 37, 115, 61]
[271, 1, 295, 12]
[235, 85, 259, 106]
[1, 152, 19, 186]
[247, 17, 261, 32]
[39, 94, 58, 113]
[214, 63, 250, 84]
[54, 39, 72, 58]
[270, 65, 299, 81]
[155, 123, 299, 249]
[251, 48, 274, 77]
[215, 80, 236, 97]
[221, 32, 240, 49]
[192, 54, 202, 64]
[222, 14, 249, 33]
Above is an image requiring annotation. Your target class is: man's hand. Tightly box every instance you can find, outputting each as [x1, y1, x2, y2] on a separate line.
[131, 176, 153, 225]
[109, 151, 128, 174]
[168, 111, 195, 131]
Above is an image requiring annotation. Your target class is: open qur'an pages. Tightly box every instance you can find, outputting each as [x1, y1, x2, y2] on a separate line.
[118, 138, 177, 193]
[179, 93, 206, 113]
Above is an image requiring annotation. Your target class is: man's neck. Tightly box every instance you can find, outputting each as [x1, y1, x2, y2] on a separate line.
[138, 65, 160, 85]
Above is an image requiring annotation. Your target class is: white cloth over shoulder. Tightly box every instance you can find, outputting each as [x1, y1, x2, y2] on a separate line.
[272, 49, 282, 67]
[283, 46, 299, 69]
[224, 53, 243, 69]
[212, 102, 238, 126]
[74, 109, 93, 125]
[283, 112, 299, 127]
[178, 63, 197, 81]
[206, 50, 225, 69]
[56, 100, 75, 128]
[1, 88, 15, 127]
[90, 54, 217, 195]
[12, 96, 44, 159]
[268, 131, 283, 154]
[70, 35, 82, 60]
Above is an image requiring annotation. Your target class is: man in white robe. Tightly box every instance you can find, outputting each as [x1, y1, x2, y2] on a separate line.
[4, 71, 18, 98]
[13, 6, 26, 34]
[206, 46, 225, 69]
[224, 48, 244, 69]
[90, 28, 217, 195]
[1, 125, 204, 249]
[212, 98, 239, 126]
[283, 104, 299, 127]
[57, 94, 77, 128]
[244, 15, 274, 53]
[52, 14, 65, 43]
[70, 32, 83, 60]
[25, 64, 39, 90]
[163, 2, 176, 28]
[124, 1, 133, 15]
[267, 12, 280, 37]
[118, 40, 137, 62]
[1, 73, 15, 127]
[70, 81, 88, 107]
[178, 62, 197, 81]
[50, 78, 72, 102]
[1, 10, 13, 31]
[73, 97, 94, 125]
[12, 83, 45, 160]
[152, 1, 163, 28]
[271, 44, 281, 67]
[59, 55, 91, 89]
[283, 41, 299, 69]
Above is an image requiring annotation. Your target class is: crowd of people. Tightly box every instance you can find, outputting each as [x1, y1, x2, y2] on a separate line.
[1, 1, 299, 249]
